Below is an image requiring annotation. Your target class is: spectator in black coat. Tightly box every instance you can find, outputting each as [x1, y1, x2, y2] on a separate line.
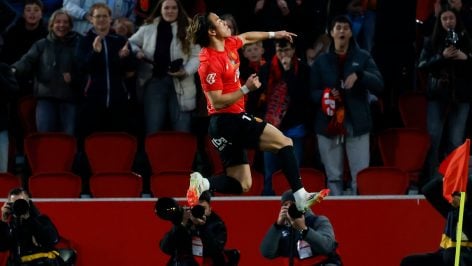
[0, 62, 18, 172]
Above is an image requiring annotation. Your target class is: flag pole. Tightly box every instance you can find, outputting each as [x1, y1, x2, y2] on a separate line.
[454, 191, 466, 266]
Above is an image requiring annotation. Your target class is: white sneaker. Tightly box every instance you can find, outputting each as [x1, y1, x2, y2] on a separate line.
[294, 188, 330, 212]
[294, 192, 318, 212]
[187, 172, 207, 206]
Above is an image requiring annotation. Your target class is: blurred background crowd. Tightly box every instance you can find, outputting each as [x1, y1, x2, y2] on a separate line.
[0, 0, 470, 198]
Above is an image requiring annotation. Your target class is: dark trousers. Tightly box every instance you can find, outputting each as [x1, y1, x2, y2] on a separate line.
[74, 99, 131, 194]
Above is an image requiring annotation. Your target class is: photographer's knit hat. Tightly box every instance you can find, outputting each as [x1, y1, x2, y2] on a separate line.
[281, 189, 295, 204]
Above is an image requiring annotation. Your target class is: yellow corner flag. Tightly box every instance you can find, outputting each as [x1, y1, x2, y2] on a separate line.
[438, 139, 470, 266]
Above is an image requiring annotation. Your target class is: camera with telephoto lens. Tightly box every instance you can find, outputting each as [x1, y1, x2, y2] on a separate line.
[6, 199, 30, 217]
[445, 28, 459, 48]
[155, 197, 205, 225]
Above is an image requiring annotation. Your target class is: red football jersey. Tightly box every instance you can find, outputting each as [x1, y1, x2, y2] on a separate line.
[198, 36, 244, 115]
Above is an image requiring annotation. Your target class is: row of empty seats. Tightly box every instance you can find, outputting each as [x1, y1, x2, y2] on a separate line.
[1, 132, 197, 198]
[3, 89, 431, 197]
[0, 165, 414, 198]
[0, 125, 431, 198]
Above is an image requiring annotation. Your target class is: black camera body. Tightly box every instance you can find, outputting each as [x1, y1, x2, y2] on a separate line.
[190, 205, 205, 220]
[6, 199, 30, 217]
[445, 28, 459, 48]
[155, 197, 206, 225]
[12, 199, 30, 216]
[288, 203, 304, 219]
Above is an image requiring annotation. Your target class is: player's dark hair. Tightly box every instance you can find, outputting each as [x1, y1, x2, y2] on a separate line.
[187, 13, 214, 47]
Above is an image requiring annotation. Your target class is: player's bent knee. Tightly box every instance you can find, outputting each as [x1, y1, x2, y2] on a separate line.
[282, 136, 293, 147]
[241, 180, 253, 193]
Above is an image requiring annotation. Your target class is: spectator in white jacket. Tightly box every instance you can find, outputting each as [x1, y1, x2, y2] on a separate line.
[129, 0, 200, 134]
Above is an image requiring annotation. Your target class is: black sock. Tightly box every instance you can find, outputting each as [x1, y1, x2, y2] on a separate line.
[208, 175, 243, 194]
[278, 146, 303, 191]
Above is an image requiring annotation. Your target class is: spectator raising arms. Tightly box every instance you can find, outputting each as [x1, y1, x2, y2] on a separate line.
[75, 3, 135, 142]
[12, 10, 81, 136]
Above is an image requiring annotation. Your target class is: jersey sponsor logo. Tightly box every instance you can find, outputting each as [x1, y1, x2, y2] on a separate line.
[229, 51, 238, 61]
[228, 51, 239, 68]
[206, 73, 216, 84]
[211, 137, 231, 151]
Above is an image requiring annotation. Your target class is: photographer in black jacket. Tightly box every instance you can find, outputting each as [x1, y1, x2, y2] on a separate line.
[0, 187, 64, 266]
[156, 191, 239, 266]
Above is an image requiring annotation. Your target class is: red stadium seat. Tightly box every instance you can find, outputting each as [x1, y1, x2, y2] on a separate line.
[18, 95, 37, 137]
[90, 172, 142, 198]
[0, 173, 22, 197]
[24, 133, 79, 198]
[145, 132, 197, 173]
[85, 132, 142, 197]
[377, 128, 430, 184]
[85, 132, 137, 173]
[357, 167, 410, 195]
[28, 172, 81, 198]
[150, 170, 191, 198]
[398, 92, 427, 130]
[24, 133, 76, 174]
[0, 251, 9, 266]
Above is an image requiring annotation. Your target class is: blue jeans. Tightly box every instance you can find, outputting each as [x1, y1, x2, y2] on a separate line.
[360, 10, 376, 52]
[143, 76, 191, 134]
[36, 99, 77, 135]
[425, 101, 470, 180]
[0, 130, 8, 172]
[262, 134, 304, 196]
[348, 10, 376, 52]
